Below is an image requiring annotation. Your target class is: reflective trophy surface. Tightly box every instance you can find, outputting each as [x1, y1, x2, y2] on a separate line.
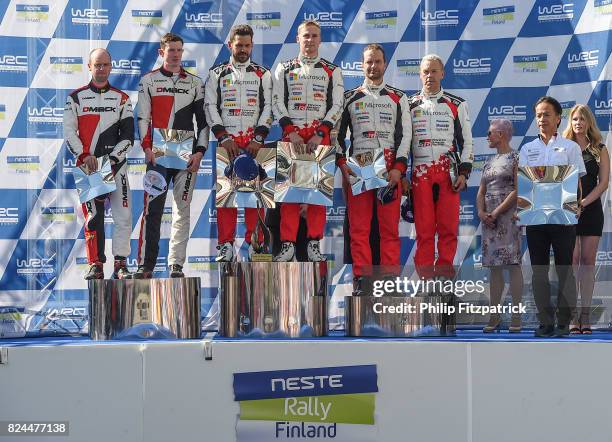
[517, 165, 580, 225]
[89, 278, 201, 340]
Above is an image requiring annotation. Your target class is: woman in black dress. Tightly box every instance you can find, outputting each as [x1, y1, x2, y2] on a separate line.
[563, 105, 610, 334]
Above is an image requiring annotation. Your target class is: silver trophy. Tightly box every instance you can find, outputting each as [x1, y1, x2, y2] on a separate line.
[517, 165, 580, 225]
[445, 150, 460, 184]
[215, 146, 276, 209]
[274, 141, 336, 206]
[72, 155, 116, 203]
[152, 128, 194, 169]
[346, 148, 388, 196]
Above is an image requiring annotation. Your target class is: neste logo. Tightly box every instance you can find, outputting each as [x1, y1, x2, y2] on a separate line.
[50, 56, 83, 74]
[303, 12, 343, 28]
[365, 10, 397, 29]
[246, 12, 281, 29]
[513, 54, 547, 73]
[131, 9, 162, 26]
[397, 59, 421, 76]
[185, 11, 223, 29]
[567, 50, 599, 69]
[483, 5, 515, 24]
[16, 4, 49, 21]
[487, 105, 527, 121]
[537, 3, 573, 22]
[271, 374, 343, 391]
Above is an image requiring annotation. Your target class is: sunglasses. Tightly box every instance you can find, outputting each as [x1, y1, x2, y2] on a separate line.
[487, 130, 501, 136]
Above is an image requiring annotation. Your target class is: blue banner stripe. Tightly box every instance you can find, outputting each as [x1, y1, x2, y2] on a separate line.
[233, 365, 378, 401]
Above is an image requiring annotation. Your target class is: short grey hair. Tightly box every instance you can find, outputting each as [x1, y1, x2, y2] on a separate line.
[490, 118, 513, 138]
[420, 53, 444, 70]
[89, 48, 111, 62]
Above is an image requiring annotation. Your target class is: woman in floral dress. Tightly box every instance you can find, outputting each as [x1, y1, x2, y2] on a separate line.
[477, 119, 523, 332]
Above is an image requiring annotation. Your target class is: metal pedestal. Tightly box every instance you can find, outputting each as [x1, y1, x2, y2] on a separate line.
[89, 278, 201, 340]
[345, 295, 456, 337]
[218, 262, 328, 338]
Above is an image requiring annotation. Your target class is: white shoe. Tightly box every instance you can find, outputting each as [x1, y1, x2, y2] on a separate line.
[215, 242, 235, 262]
[273, 242, 295, 262]
[307, 240, 325, 262]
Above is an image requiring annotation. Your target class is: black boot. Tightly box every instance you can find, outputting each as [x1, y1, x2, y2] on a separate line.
[169, 264, 184, 278]
[84, 262, 104, 280]
[112, 257, 133, 279]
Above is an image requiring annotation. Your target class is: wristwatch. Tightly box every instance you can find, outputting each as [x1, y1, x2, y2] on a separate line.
[254, 134, 265, 145]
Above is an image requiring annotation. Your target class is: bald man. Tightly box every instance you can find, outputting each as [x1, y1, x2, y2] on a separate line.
[64, 48, 135, 280]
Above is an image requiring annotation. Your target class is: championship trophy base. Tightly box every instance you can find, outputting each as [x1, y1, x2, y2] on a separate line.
[218, 262, 328, 338]
[89, 278, 201, 340]
[345, 295, 456, 337]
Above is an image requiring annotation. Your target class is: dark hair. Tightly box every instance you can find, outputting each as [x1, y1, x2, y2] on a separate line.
[363, 43, 386, 62]
[160, 33, 183, 49]
[229, 24, 254, 43]
[533, 96, 562, 116]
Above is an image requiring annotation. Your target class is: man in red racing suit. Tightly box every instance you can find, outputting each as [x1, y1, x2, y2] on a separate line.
[337, 44, 411, 291]
[271, 20, 344, 262]
[409, 54, 473, 279]
[205, 24, 273, 262]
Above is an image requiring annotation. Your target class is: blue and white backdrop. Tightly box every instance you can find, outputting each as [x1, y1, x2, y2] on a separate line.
[0, 0, 610, 336]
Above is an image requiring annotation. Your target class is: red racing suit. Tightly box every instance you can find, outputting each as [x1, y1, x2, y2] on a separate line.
[64, 81, 134, 265]
[337, 82, 411, 277]
[272, 55, 344, 242]
[136, 66, 208, 270]
[409, 88, 473, 278]
[204, 57, 273, 246]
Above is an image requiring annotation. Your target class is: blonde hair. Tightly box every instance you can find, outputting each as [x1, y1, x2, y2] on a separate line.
[297, 20, 320, 34]
[562, 104, 604, 162]
[420, 53, 445, 70]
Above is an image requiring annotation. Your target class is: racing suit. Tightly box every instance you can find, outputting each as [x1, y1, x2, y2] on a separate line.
[64, 81, 134, 265]
[409, 88, 473, 278]
[204, 57, 273, 246]
[137, 66, 208, 271]
[337, 82, 411, 277]
[272, 54, 344, 242]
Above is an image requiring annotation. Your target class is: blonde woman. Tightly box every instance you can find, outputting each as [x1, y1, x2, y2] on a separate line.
[563, 105, 609, 334]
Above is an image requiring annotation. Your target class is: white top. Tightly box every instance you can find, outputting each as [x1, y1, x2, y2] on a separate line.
[518, 134, 586, 176]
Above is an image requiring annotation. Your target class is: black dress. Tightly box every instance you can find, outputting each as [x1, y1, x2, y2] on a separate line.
[576, 145, 605, 237]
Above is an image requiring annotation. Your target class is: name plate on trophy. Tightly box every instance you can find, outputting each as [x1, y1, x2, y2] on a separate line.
[346, 149, 388, 196]
[274, 141, 336, 206]
[216, 147, 276, 209]
[152, 128, 193, 169]
[72, 155, 116, 203]
[517, 165, 580, 225]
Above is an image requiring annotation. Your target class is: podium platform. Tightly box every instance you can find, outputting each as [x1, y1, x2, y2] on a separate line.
[1, 333, 612, 442]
